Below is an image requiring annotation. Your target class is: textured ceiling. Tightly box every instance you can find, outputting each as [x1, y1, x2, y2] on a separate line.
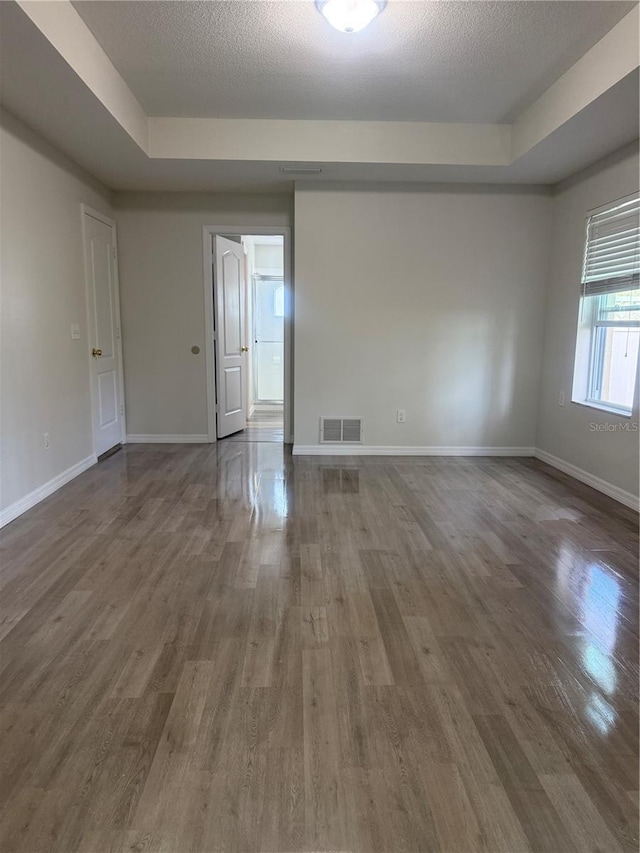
[3, 0, 637, 193]
[2, 1, 637, 191]
[72, 0, 635, 123]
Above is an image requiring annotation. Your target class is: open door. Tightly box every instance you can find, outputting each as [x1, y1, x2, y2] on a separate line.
[214, 236, 247, 438]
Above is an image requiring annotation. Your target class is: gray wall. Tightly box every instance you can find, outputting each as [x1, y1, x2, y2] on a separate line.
[113, 192, 292, 437]
[3, 113, 638, 513]
[536, 144, 640, 498]
[0, 109, 113, 514]
[293, 184, 553, 450]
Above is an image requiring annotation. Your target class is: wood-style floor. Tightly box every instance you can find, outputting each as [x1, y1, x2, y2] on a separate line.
[0, 443, 638, 853]
[224, 408, 284, 444]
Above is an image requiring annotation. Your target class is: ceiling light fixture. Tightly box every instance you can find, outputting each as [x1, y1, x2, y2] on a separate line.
[315, 0, 386, 33]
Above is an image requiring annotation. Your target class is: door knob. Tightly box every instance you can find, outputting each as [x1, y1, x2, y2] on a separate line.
[241, 346, 249, 352]
[92, 348, 103, 357]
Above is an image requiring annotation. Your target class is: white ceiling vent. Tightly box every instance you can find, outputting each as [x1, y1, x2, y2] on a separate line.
[320, 417, 363, 444]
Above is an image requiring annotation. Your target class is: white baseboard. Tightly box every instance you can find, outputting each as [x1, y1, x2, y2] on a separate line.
[291, 444, 637, 510]
[0, 454, 97, 529]
[534, 449, 639, 511]
[126, 434, 209, 444]
[292, 445, 535, 457]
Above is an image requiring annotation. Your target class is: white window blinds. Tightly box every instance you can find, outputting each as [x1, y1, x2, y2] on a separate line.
[582, 195, 640, 297]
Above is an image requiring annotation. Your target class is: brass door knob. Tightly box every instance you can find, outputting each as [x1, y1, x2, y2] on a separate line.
[92, 348, 103, 357]
[241, 346, 249, 352]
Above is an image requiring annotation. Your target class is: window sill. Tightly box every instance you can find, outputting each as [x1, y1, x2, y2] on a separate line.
[571, 399, 633, 418]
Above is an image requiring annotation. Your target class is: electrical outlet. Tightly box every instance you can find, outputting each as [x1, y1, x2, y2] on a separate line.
[396, 409, 406, 424]
[558, 391, 565, 407]
[43, 432, 51, 451]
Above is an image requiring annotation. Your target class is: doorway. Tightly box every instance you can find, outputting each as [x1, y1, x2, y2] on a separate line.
[247, 236, 284, 441]
[204, 228, 291, 444]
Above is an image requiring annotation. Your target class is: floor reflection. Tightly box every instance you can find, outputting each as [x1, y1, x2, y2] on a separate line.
[585, 692, 617, 735]
[322, 468, 360, 494]
[581, 564, 622, 734]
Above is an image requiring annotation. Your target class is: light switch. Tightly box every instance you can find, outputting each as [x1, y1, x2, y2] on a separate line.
[71, 323, 81, 340]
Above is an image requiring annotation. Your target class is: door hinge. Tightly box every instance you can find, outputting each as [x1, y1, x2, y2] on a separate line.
[113, 247, 117, 260]
[119, 403, 124, 416]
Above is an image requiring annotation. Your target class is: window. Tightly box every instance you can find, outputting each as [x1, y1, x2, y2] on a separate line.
[572, 195, 640, 415]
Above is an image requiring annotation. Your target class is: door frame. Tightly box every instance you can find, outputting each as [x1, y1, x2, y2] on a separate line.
[81, 204, 127, 455]
[202, 225, 292, 444]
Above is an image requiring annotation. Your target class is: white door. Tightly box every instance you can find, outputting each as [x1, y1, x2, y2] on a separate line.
[214, 236, 247, 438]
[83, 210, 124, 456]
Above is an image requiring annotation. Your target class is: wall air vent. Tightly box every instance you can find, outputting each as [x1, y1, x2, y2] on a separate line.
[320, 417, 363, 444]
[280, 166, 324, 175]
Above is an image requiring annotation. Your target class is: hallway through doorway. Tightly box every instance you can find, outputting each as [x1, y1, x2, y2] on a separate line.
[222, 405, 283, 443]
